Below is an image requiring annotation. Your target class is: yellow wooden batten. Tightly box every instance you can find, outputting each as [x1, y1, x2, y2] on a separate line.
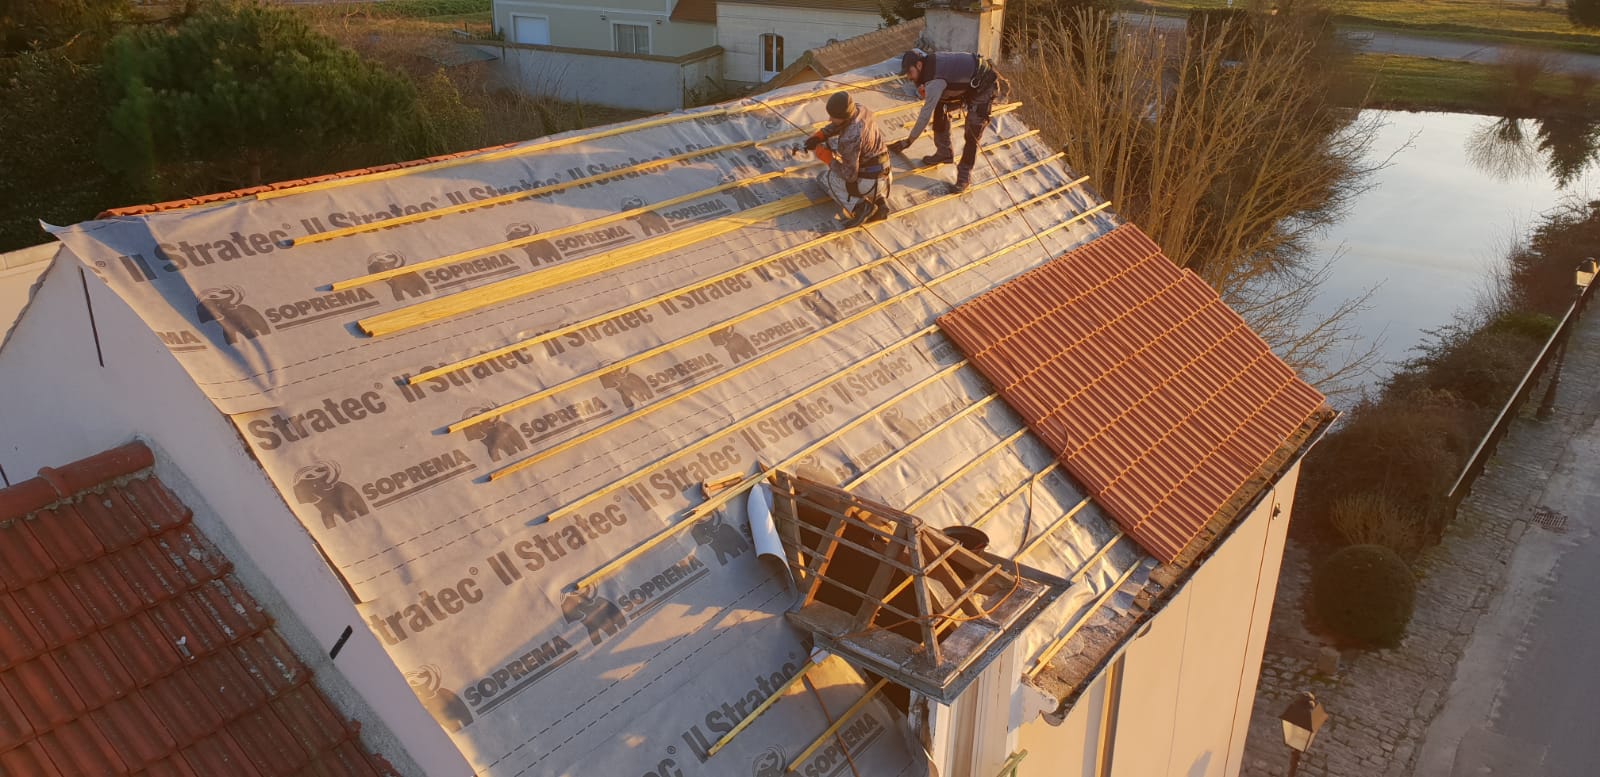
[336, 103, 1023, 297]
[465, 153, 1067, 457]
[1025, 546, 1139, 681]
[786, 679, 888, 773]
[402, 132, 1049, 386]
[332, 167, 792, 294]
[564, 200, 1114, 593]
[290, 101, 936, 247]
[259, 74, 906, 204]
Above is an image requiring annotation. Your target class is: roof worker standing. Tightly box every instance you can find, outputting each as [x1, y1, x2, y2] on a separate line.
[886, 48, 999, 194]
[805, 91, 892, 229]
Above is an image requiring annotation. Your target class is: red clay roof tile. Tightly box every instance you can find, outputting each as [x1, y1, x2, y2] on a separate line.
[136, 753, 204, 777]
[52, 632, 136, 710]
[270, 685, 349, 758]
[77, 488, 155, 553]
[36, 715, 129, 774]
[298, 739, 386, 777]
[103, 612, 186, 684]
[181, 731, 266, 777]
[90, 692, 177, 770]
[140, 673, 225, 744]
[1, 655, 86, 729]
[0, 681, 35, 752]
[26, 503, 107, 569]
[0, 593, 46, 671]
[228, 707, 313, 775]
[232, 633, 308, 697]
[0, 520, 56, 592]
[939, 225, 1328, 563]
[0, 446, 394, 774]
[0, 738, 62, 777]
[61, 558, 146, 628]
[189, 649, 270, 721]
[11, 576, 97, 650]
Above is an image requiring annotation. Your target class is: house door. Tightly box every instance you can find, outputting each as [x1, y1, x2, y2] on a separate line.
[512, 15, 550, 45]
[759, 33, 784, 81]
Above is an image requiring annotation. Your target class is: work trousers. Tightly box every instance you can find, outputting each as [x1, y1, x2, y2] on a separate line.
[930, 78, 997, 177]
[817, 168, 890, 214]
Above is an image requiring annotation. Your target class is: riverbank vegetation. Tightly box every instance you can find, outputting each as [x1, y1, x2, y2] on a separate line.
[1293, 202, 1594, 645]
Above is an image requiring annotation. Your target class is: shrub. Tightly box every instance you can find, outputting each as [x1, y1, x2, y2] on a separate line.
[1488, 311, 1559, 343]
[1571, 0, 1600, 28]
[1312, 544, 1416, 647]
[1296, 388, 1476, 540]
[1329, 491, 1428, 558]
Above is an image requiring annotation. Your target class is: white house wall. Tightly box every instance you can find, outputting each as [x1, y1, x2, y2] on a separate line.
[494, 0, 715, 57]
[0, 260, 469, 777]
[717, 3, 883, 85]
[477, 41, 720, 111]
[1015, 465, 1299, 777]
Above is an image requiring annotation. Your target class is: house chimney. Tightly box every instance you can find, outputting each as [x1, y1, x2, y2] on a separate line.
[920, 0, 1005, 60]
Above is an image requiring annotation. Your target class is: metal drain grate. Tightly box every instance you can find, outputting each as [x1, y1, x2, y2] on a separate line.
[1533, 506, 1569, 533]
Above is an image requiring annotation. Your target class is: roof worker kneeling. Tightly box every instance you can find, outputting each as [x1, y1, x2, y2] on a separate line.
[887, 48, 1000, 194]
[805, 91, 891, 229]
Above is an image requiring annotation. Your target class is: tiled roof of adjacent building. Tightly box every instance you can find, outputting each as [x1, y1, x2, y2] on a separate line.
[938, 225, 1332, 564]
[0, 442, 396, 777]
[761, 20, 925, 90]
[722, 0, 883, 11]
[670, 0, 717, 23]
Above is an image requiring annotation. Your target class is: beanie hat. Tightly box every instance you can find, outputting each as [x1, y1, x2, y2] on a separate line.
[900, 48, 927, 75]
[826, 91, 852, 119]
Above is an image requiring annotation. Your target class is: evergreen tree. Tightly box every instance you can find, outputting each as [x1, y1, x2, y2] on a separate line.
[103, 0, 419, 197]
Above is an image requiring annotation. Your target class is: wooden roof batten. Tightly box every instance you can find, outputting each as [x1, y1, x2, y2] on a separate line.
[771, 471, 1060, 704]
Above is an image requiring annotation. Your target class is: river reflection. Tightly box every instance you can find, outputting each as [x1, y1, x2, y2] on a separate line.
[1309, 109, 1600, 402]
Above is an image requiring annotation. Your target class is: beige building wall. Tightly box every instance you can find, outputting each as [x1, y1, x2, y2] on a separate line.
[494, 0, 715, 58]
[717, 3, 883, 85]
[1014, 463, 1302, 777]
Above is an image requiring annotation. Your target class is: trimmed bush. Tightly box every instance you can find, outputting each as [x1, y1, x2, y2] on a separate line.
[1329, 491, 1428, 558]
[1313, 544, 1416, 647]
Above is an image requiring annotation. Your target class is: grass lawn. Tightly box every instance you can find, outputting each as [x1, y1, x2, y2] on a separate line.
[1129, 0, 1600, 49]
[1352, 53, 1591, 112]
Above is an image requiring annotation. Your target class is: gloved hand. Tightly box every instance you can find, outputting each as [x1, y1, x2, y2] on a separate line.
[887, 140, 910, 154]
[804, 135, 823, 152]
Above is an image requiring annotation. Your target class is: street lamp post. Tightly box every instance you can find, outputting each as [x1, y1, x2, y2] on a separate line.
[1280, 691, 1328, 777]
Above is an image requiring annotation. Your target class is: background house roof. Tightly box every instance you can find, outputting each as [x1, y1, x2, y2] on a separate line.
[720, 0, 885, 12]
[0, 443, 395, 777]
[670, 0, 717, 23]
[763, 20, 927, 90]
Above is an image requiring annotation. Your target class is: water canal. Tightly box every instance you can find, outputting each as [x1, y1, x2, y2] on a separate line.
[1308, 109, 1600, 401]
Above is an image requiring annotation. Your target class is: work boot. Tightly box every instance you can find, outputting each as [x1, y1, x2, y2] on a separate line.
[949, 169, 971, 194]
[867, 197, 890, 223]
[842, 198, 881, 228]
[921, 151, 954, 166]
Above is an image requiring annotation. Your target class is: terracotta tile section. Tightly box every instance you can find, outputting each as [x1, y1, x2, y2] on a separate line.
[938, 224, 1328, 563]
[0, 445, 396, 776]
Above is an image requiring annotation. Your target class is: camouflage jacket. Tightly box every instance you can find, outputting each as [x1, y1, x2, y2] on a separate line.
[820, 104, 887, 183]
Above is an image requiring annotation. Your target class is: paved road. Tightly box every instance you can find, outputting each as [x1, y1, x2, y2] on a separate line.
[1413, 308, 1600, 777]
[1128, 13, 1600, 74]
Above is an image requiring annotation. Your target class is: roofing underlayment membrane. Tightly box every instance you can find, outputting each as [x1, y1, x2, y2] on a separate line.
[45, 59, 1189, 776]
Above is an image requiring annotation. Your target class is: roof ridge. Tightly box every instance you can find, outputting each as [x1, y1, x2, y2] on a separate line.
[0, 442, 154, 523]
